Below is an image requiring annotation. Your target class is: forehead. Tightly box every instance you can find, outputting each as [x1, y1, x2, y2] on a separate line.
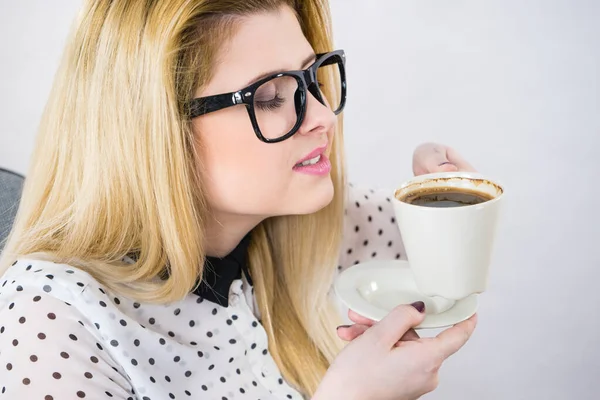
[201, 6, 314, 95]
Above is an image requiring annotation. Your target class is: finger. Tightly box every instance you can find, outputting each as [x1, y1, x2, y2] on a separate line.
[433, 313, 478, 359]
[413, 143, 459, 175]
[365, 302, 426, 348]
[337, 324, 370, 341]
[446, 147, 477, 172]
[348, 309, 377, 326]
[393, 328, 421, 346]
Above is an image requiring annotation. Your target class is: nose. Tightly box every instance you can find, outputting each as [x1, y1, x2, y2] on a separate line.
[295, 88, 337, 137]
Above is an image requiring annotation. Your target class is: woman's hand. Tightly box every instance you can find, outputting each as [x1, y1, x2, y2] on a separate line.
[315, 304, 478, 400]
[412, 142, 477, 176]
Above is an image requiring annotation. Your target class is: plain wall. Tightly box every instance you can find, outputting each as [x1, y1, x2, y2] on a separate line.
[1, 1, 599, 399]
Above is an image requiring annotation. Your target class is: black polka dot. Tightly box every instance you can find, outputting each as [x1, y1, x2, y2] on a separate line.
[133, 302, 140, 309]
[165, 375, 171, 382]
[45, 395, 53, 400]
[212, 308, 218, 315]
[19, 317, 26, 324]
[84, 372, 93, 379]
[355, 201, 360, 208]
[252, 321, 258, 327]
[38, 333, 46, 340]
[53, 372, 61, 379]
[30, 354, 38, 362]
[229, 339, 236, 344]
[43, 285, 52, 292]
[47, 313, 56, 320]
[99, 301, 107, 307]
[185, 390, 191, 396]
[236, 369, 241, 375]
[110, 340, 119, 347]
[251, 343, 257, 349]
[368, 216, 372, 222]
[185, 371, 192, 377]
[90, 356, 99, 363]
[252, 381, 257, 386]
[396, 254, 401, 259]
[105, 392, 113, 398]
[240, 388, 245, 393]
[23, 378, 31, 385]
[114, 297, 120, 305]
[174, 308, 181, 316]
[159, 338, 166, 345]
[46, 274, 54, 280]
[69, 334, 78, 341]
[168, 331, 175, 337]
[77, 391, 86, 398]
[150, 376, 156, 383]
[189, 320, 195, 327]
[372, 252, 377, 257]
[8, 303, 14, 310]
[388, 241, 393, 247]
[378, 229, 383, 235]
[262, 349, 268, 355]
[12, 339, 18, 346]
[208, 364, 215, 370]
[354, 225, 360, 232]
[120, 320, 127, 326]
[347, 248, 353, 254]
[149, 318, 155, 325]
[231, 315, 238, 320]
[201, 385, 208, 391]
[363, 240, 369, 246]
[169, 394, 175, 399]
[77, 282, 85, 287]
[149, 358, 155, 365]
[16, 285, 23, 291]
[207, 331, 213, 338]
[279, 378, 284, 384]
[60, 352, 69, 359]
[6, 363, 12, 370]
[220, 377, 226, 383]
[378, 205, 383, 212]
[173, 356, 181, 362]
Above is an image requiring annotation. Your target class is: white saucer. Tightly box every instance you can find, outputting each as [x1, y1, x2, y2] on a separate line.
[334, 260, 478, 329]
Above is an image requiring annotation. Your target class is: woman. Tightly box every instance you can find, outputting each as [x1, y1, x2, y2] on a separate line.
[0, 1, 477, 399]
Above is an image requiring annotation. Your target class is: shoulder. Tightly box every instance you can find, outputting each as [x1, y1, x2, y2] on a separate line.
[1, 258, 103, 305]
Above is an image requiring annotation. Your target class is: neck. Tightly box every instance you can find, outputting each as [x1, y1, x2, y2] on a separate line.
[204, 211, 264, 257]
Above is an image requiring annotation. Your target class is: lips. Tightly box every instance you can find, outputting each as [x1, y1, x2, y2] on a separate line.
[294, 144, 328, 168]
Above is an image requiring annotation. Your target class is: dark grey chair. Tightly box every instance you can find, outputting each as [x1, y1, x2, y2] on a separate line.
[0, 168, 25, 251]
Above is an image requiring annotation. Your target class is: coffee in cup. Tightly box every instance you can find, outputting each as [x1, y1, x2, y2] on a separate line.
[392, 172, 504, 300]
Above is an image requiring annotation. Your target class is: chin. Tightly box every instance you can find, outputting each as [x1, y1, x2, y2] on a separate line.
[292, 176, 335, 215]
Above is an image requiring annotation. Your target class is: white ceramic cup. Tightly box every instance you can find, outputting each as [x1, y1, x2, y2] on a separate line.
[392, 172, 504, 300]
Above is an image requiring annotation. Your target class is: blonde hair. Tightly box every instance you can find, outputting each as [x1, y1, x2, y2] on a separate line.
[0, 0, 346, 396]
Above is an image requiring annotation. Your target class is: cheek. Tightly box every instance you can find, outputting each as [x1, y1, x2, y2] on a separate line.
[193, 111, 294, 215]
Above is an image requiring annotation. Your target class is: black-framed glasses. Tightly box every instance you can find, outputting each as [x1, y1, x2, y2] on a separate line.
[186, 49, 347, 143]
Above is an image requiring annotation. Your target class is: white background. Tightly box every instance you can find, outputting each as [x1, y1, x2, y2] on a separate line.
[1, 1, 599, 399]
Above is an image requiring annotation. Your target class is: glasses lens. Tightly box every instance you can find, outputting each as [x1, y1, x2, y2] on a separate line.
[316, 56, 343, 114]
[253, 75, 300, 140]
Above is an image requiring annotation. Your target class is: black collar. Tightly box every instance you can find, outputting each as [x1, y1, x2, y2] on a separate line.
[191, 234, 253, 307]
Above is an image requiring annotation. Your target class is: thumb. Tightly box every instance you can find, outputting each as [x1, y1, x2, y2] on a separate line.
[366, 302, 426, 348]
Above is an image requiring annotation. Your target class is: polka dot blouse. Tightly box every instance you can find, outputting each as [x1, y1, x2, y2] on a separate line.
[0, 186, 405, 399]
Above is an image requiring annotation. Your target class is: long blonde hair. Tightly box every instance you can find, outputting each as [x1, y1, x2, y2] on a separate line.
[0, 0, 346, 396]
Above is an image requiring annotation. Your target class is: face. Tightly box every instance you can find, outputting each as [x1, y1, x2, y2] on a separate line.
[192, 6, 337, 226]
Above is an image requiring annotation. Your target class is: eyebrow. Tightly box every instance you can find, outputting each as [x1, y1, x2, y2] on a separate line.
[244, 53, 317, 87]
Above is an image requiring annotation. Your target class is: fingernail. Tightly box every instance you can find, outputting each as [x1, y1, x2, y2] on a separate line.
[336, 325, 351, 330]
[410, 301, 426, 313]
